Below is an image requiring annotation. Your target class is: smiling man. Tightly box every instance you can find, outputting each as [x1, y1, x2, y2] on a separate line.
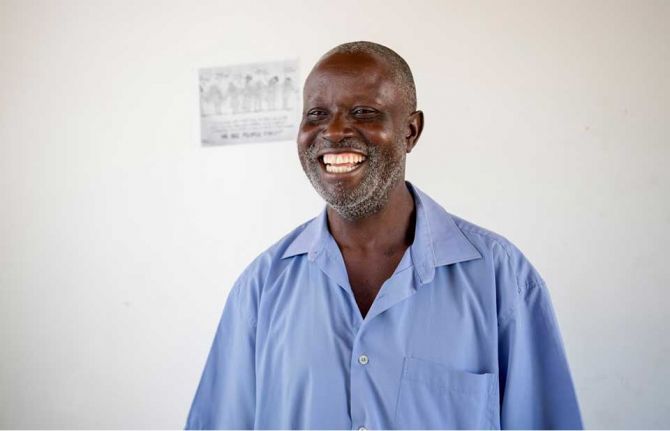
[186, 41, 583, 430]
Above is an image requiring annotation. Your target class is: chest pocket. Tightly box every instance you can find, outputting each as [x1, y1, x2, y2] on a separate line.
[394, 357, 495, 429]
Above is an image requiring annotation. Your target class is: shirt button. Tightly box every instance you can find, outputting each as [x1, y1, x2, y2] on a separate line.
[358, 354, 369, 365]
[358, 427, 367, 431]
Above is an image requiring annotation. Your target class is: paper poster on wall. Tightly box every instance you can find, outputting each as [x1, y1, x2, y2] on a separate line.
[199, 59, 300, 146]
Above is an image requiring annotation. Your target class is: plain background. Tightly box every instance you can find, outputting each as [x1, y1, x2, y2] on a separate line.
[1, 0, 668, 428]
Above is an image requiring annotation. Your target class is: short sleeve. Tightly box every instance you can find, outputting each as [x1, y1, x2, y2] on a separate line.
[185, 280, 256, 429]
[497, 250, 583, 429]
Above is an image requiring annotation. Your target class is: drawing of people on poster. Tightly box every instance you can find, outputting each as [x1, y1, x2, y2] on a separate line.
[199, 59, 300, 145]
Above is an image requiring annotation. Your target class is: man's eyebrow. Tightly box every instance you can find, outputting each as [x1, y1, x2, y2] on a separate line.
[305, 94, 386, 103]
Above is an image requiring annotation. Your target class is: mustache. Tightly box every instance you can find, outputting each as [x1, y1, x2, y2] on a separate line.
[308, 138, 370, 157]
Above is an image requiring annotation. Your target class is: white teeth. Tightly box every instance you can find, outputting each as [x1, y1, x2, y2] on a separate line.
[326, 164, 358, 173]
[323, 152, 366, 165]
[322, 152, 367, 174]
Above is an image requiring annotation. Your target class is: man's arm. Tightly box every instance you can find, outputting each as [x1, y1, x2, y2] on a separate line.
[498, 275, 583, 429]
[185, 281, 256, 429]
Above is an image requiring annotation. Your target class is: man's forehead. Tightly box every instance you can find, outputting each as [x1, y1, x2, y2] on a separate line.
[314, 50, 390, 74]
[304, 51, 396, 97]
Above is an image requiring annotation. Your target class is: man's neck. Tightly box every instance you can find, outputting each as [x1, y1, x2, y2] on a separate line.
[326, 181, 416, 254]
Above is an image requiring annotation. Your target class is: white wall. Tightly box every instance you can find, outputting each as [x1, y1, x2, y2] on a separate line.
[1, 0, 668, 428]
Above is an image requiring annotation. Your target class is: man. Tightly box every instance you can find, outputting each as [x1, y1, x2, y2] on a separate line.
[186, 41, 583, 430]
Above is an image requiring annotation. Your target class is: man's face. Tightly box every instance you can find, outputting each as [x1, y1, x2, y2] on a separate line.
[297, 52, 411, 220]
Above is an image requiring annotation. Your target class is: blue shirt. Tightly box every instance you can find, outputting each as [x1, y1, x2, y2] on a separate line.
[186, 183, 583, 429]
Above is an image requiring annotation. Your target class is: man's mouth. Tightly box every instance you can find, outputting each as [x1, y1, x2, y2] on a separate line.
[320, 152, 367, 174]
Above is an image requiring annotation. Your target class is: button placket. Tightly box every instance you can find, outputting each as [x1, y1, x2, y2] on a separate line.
[350, 327, 370, 431]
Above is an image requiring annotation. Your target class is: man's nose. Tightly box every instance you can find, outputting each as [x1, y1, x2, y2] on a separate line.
[321, 113, 354, 143]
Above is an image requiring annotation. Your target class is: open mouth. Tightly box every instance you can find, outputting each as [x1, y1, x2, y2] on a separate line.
[320, 152, 367, 174]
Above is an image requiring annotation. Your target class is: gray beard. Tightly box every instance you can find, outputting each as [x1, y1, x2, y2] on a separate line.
[299, 138, 406, 221]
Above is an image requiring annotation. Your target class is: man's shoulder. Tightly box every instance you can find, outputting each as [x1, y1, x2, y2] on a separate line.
[224, 219, 316, 327]
[432, 205, 545, 287]
[460, 214, 545, 287]
[413, 184, 527, 266]
[234, 217, 315, 285]
[449, 213, 520, 259]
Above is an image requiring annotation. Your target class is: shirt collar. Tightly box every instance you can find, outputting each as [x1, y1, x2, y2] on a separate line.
[281, 181, 482, 284]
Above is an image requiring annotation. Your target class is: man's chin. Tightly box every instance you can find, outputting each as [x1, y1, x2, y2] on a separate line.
[308, 170, 364, 201]
[327, 197, 386, 221]
[317, 183, 385, 220]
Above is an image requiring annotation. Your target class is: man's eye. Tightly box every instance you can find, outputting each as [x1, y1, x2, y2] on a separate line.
[306, 110, 327, 119]
[352, 108, 378, 117]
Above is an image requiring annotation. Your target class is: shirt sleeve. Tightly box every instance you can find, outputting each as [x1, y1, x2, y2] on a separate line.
[185, 279, 256, 429]
[497, 253, 583, 429]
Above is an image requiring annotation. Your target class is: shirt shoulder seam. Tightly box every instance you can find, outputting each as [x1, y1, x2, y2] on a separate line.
[456, 224, 515, 261]
[453, 224, 546, 330]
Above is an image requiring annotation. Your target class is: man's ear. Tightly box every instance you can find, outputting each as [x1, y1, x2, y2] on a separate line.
[405, 110, 424, 154]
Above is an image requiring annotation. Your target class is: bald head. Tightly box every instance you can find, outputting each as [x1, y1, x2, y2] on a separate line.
[314, 41, 417, 114]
